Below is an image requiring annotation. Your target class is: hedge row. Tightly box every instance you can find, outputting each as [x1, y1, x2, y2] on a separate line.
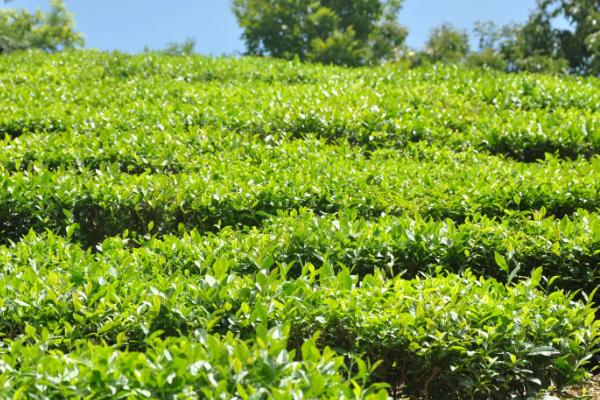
[119, 208, 598, 296]
[0, 232, 597, 398]
[0, 326, 386, 399]
[1, 51, 598, 161]
[1, 142, 598, 246]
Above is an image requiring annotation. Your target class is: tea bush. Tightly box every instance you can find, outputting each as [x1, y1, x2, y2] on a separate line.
[0, 232, 597, 398]
[0, 52, 598, 160]
[0, 51, 598, 399]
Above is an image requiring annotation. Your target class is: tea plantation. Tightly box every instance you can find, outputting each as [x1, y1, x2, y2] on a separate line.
[0, 51, 599, 399]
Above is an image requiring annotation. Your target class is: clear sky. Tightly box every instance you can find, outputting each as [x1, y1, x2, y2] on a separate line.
[7, 0, 538, 55]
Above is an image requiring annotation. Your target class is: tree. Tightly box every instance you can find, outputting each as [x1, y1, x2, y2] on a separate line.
[467, 18, 571, 74]
[425, 23, 469, 63]
[473, 21, 502, 51]
[162, 37, 196, 56]
[495, 0, 598, 74]
[0, 0, 83, 54]
[144, 38, 196, 56]
[536, 0, 599, 73]
[231, 0, 407, 66]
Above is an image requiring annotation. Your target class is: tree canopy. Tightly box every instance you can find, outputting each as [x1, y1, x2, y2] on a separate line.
[534, 0, 599, 73]
[425, 23, 469, 64]
[470, 0, 598, 74]
[0, 0, 83, 54]
[232, 0, 407, 66]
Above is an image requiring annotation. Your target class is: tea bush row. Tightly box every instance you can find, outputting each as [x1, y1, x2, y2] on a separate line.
[0, 325, 387, 399]
[0, 231, 597, 398]
[120, 208, 599, 295]
[1, 143, 598, 246]
[1, 52, 598, 161]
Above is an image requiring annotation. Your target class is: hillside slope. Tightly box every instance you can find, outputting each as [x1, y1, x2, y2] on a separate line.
[0, 50, 598, 399]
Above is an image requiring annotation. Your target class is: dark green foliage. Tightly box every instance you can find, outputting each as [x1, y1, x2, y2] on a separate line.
[232, 0, 407, 65]
[470, 0, 599, 75]
[152, 37, 196, 56]
[467, 48, 508, 70]
[535, 0, 600, 74]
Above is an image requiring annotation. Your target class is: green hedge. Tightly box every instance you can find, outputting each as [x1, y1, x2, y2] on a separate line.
[0, 142, 598, 246]
[0, 232, 596, 398]
[1, 50, 598, 399]
[0, 326, 387, 399]
[126, 209, 598, 295]
[288, 271, 599, 399]
[1, 51, 598, 161]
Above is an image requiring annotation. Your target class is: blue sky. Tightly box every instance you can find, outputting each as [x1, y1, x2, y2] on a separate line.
[8, 0, 538, 54]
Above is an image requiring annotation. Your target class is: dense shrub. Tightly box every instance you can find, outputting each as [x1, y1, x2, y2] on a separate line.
[0, 51, 598, 399]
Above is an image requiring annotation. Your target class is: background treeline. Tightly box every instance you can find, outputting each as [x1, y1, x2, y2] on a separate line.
[233, 0, 599, 75]
[419, 0, 600, 75]
[0, 0, 598, 73]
